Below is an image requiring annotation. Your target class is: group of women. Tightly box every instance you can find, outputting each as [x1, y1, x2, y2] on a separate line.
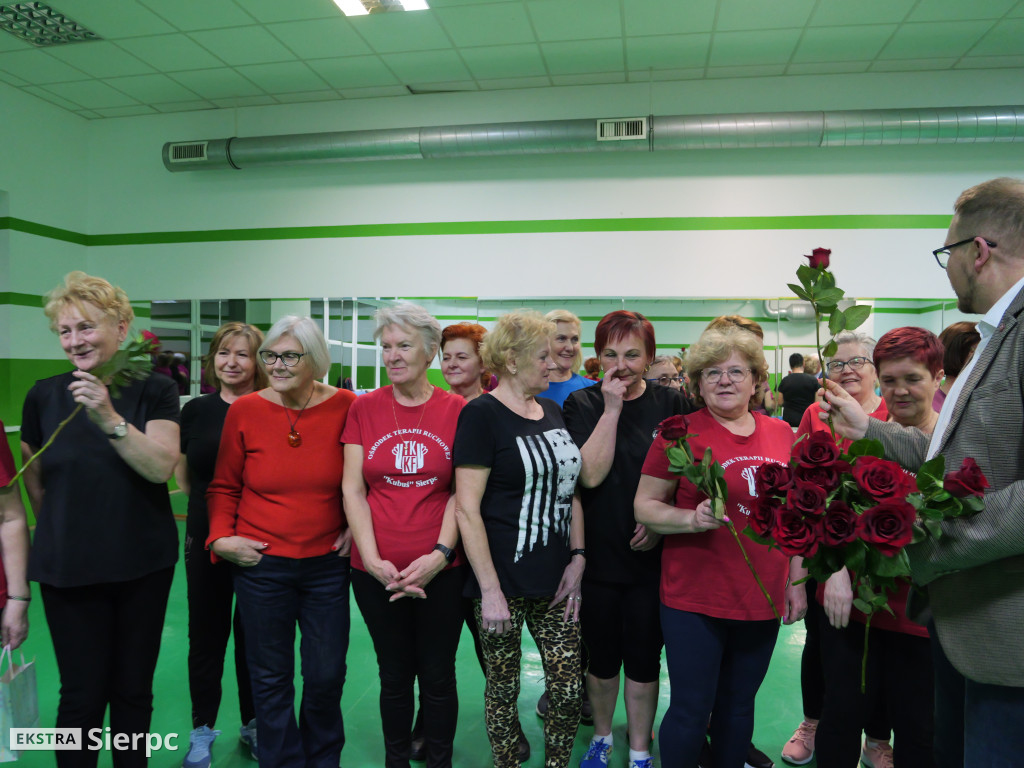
[9, 269, 970, 768]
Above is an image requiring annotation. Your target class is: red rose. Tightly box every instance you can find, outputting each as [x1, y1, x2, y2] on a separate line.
[774, 506, 822, 558]
[658, 414, 689, 441]
[943, 457, 990, 498]
[786, 479, 828, 516]
[853, 455, 917, 501]
[857, 500, 916, 557]
[794, 463, 841, 494]
[793, 431, 843, 470]
[750, 497, 780, 538]
[822, 500, 859, 547]
[755, 462, 792, 497]
[806, 247, 831, 269]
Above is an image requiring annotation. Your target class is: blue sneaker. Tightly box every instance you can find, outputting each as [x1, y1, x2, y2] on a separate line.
[580, 737, 612, 768]
[183, 726, 221, 768]
[630, 758, 654, 768]
[239, 719, 258, 761]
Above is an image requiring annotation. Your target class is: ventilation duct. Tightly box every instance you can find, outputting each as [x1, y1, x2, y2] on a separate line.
[163, 105, 1024, 172]
[763, 299, 856, 321]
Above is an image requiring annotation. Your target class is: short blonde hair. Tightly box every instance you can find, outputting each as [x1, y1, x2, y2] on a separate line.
[44, 271, 134, 332]
[481, 310, 555, 379]
[545, 309, 583, 372]
[802, 355, 821, 375]
[685, 325, 769, 409]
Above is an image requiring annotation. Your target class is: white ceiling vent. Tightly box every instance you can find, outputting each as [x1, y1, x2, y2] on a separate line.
[167, 141, 209, 163]
[596, 117, 647, 141]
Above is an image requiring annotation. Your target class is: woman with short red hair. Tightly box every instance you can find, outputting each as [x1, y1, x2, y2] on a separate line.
[564, 310, 692, 768]
[440, 323, 489, 401]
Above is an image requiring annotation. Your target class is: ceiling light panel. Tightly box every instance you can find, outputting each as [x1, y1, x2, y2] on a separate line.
[0, 1, 100, 47]
[334, 0, 430, 16]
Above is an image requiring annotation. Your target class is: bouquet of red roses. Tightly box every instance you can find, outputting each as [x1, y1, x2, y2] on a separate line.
[745, 431, 988, 688]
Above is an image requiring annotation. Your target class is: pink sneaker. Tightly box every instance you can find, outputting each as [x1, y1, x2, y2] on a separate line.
[780, 721, 816, 765]
[861, 740, 894, 768]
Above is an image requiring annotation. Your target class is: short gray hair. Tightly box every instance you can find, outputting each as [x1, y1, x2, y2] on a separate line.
[830, 330, 877, 362]
[373, 302, 442, 359]
[261, 315, 331, 379]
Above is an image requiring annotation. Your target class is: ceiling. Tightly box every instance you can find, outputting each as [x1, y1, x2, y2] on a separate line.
[1, 0, 1022, 120]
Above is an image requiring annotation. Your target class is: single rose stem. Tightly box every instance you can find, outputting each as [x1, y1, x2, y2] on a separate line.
[861, 609, 872, 693]
[813, 302, 837, 441]
[3, 403, 83, 489]
[725, 519, 780, 619]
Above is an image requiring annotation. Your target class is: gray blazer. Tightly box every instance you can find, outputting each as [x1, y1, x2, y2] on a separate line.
[865, 284, 1024, 686]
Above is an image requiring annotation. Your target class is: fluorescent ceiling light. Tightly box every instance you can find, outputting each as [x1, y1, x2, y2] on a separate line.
[334, 0, 430, 15]
[333, 0, 368, 15]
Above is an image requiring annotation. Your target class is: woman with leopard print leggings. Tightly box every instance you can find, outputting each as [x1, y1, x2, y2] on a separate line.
[454, 310, 586, 768]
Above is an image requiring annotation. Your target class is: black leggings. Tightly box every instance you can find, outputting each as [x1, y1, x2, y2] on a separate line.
[40, 567, 174, 768]
[184, 528, 254, 728]
[352, 566, 465, 768]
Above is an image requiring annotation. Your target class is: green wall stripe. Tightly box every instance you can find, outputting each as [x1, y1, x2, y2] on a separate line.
[3, 214, 953, 247]
[0, 216, 88, 245]
[0, 292, 42, 308]
[872, 304, 944, 314]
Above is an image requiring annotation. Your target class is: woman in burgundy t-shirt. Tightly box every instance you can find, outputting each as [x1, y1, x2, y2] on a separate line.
[0, 423, 30, 649]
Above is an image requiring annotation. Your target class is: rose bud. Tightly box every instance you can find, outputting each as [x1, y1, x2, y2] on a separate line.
[943, 457, 990, 498]
[775, 506, 823, 558]
[750, 496, 781, 538]
[755, 462, 793, 497]
[793, 431, 843, 470]
[822, 500, 859, 547]
[658, 414, 689, 441]
[794, 463, 841, 494]
[857, 500, 916, 557]
[786, 479, 828, 516]
[806, 247, 831, 269]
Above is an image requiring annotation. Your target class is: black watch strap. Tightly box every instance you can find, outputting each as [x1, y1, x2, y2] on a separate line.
[433, 543, 456, 563]
[570, 548, 586, 558]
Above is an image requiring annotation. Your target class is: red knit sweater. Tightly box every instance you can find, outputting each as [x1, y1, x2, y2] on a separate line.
[206, 389, 356, 559]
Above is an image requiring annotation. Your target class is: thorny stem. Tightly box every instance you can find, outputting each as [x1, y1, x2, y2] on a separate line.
[813, 297, 837, 441]
[861, 609, 872, 693]
[725, 519, 780, 620]
[3, 403, 83, 488]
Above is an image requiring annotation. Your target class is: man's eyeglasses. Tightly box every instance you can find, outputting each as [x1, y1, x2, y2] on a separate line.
[933, 237, 996, 269]
[259, 350, 306, 367]
[825, 357, 870, 374]
[701, 367, 751, 384]
[646, 375, 680, 385]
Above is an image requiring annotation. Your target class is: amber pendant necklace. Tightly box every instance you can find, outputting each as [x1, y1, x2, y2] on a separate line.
[285, 385, 316, 447]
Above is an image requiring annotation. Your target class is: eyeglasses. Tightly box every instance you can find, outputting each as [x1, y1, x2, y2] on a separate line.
[646, 375, 680, 385]
[933, 236, 996, 269]
[701, 367, 751, 384]
[259, 350, 306, 367]
[825, 357, 871, 374]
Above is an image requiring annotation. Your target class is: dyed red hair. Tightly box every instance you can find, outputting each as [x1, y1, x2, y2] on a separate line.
[441, 322, 486, 353]
[873, 326, 944, 377]
[593, 311, 656, 360]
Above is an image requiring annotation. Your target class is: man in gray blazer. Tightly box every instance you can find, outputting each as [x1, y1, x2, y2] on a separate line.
[822, 177, 1024, 768]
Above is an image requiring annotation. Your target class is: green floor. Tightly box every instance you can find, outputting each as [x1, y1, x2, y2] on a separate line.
[15, 497, 806, 768]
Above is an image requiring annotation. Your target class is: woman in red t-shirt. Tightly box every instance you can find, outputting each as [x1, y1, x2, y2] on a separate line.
[0, 423, 30, 650]
[636, 323, 804, 768]
[813, 328, 943, 768]
[342, 303, 466, 768]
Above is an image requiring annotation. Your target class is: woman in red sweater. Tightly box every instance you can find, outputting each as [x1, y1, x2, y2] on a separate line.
[207, 315, 356, 768]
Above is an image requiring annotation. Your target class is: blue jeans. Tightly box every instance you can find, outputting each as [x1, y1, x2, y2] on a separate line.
[659, 606, 778, 768]
[233, 553, 351, 768]
[931, 622, 1024, 768]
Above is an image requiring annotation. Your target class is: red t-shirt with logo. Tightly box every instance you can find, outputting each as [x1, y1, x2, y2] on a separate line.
[0, 424, 13, 604]
[341, 386, 465, 573]
[641, 409, 795, 621]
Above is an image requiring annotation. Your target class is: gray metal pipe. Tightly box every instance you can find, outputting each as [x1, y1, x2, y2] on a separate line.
[162, 105, 1024, 172]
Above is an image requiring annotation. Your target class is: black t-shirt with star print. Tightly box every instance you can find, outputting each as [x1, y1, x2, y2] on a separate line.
[454, 393, 581, 599]
[564, 383, 693, 585]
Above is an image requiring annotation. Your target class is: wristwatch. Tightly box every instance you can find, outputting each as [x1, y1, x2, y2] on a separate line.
[108, 420, 128, 440]
[433, 543, 456, 563]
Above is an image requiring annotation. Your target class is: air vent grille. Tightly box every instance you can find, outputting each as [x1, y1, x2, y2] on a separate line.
[596, 117, 647, 141]
[0, 2, 100, 47]
[168, 142, 209, 163]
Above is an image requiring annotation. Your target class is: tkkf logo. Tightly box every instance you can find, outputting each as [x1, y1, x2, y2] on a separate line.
[393, 440, 428, 474]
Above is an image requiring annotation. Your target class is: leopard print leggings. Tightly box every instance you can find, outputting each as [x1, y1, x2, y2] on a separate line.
[475, 597, 582, 768]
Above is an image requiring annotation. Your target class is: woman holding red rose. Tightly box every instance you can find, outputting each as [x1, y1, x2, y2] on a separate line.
[635, 323, 804, 768]
[812, 328, 943, 768]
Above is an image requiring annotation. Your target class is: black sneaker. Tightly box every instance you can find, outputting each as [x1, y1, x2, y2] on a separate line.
[745, 742, 774, 768]
[698, 737, 714, 768]
[535, 691, 549, 719]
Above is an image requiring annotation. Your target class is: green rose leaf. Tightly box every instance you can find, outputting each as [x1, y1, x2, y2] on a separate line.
[822, 340, 838, 357]
[787, 283, 812, 302]
[828, 309, 847, 335]
[843, 304, 872, 331]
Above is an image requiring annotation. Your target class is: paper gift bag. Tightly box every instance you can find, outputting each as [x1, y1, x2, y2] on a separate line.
[0, 647, 39, 762]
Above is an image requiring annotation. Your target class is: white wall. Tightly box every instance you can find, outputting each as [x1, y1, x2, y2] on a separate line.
[73, 68, 1023, 302]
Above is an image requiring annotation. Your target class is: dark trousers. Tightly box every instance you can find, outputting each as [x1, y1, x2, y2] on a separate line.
[40, 566, 175, 768]
[658, 606, 778, 768]
[352, 567, 465, 768]
[184, 530, 255, 728]
[816, 613, 934, 768]
[930, 621, 1024, 768]
[233, 553, 350, 768]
